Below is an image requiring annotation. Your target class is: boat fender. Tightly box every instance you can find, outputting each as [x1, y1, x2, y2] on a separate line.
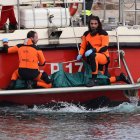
[69, 3, 78, 16]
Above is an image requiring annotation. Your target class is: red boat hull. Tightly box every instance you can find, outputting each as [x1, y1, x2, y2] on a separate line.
[0, 90, 129, 107]
[0, 47, 139, 107]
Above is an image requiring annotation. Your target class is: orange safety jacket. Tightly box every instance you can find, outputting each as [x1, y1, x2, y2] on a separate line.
[8, 39, 46, 69]
[79, 30, 109, 57]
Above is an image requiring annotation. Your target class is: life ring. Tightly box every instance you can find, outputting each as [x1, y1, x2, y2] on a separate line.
[69, 3, 78, 16]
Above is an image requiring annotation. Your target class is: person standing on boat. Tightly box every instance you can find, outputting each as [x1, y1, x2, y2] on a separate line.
[0, 6, 17, 30]
[0, 31, 52, 89]
[77, 16, 130, 87]
[81, 0, 93, 25]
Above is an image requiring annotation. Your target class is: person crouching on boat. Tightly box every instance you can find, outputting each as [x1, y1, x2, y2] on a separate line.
[0, 31, 52, 89]
[76, 16, 130, 87]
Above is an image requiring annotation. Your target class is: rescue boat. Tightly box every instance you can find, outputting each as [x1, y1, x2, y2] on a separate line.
[0, 0, 140, 108]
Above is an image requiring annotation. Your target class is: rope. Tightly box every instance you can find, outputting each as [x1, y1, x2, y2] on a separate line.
[123, 0, 135, 4]
[46, 1, 79, 64]
[94, 1, 118, 6]
[45, 59, 78, 64]
[123, 0, 135, 9]
[66, 0, 80, 53]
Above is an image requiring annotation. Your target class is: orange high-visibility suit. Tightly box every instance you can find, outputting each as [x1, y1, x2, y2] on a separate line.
[79, 30, 109, 75]
[79, 30, 120, 83]
[8, 39, 52, 88]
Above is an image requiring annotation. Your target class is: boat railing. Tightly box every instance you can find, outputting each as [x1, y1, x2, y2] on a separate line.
[115, 28, 121, 69]
[107, 29, 121, 69]
[110, 27, 135, 85]
[0, 83, 140, 95]
[120, 50, 134, 84]
[92, 0, 140, 29]
[0, 0, 85, 30]
[0, 0, 84, 5]
[119, 0, 140, 26]
[123, 9, 140, 26]
[106, 26, 135, 86]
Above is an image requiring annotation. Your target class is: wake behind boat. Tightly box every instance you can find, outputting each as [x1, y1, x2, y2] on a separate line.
[0, 0, 140, 108]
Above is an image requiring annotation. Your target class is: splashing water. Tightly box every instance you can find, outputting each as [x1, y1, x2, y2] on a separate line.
[129, 96, 139, 106]
[0, 102, 140, 140]
[29, 101, 140, 114]
[0, 101, 140, 115]
[110, 102, 140, 113]
[31, 102, 90, 113]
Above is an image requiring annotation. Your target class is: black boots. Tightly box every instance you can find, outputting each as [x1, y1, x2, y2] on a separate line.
[86, 74, 98, 87]
[86, 79, 98, 87]
[6, 80, 16, 90]
[41, 72, 53, 84]
[6, 80, 37, 90]
[86, 72, 131, 87]
[116, 73, 131, 84]
[9, 23, 17, 30]
[26, 80, 37, 89]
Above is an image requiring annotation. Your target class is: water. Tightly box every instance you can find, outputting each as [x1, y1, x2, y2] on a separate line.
[0, 102, 140, 140]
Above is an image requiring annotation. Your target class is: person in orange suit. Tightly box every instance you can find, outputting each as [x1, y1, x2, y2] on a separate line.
[0, 6, 17, 30]
[77, 16, 130, 87]
[0, 31, 52, 89]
